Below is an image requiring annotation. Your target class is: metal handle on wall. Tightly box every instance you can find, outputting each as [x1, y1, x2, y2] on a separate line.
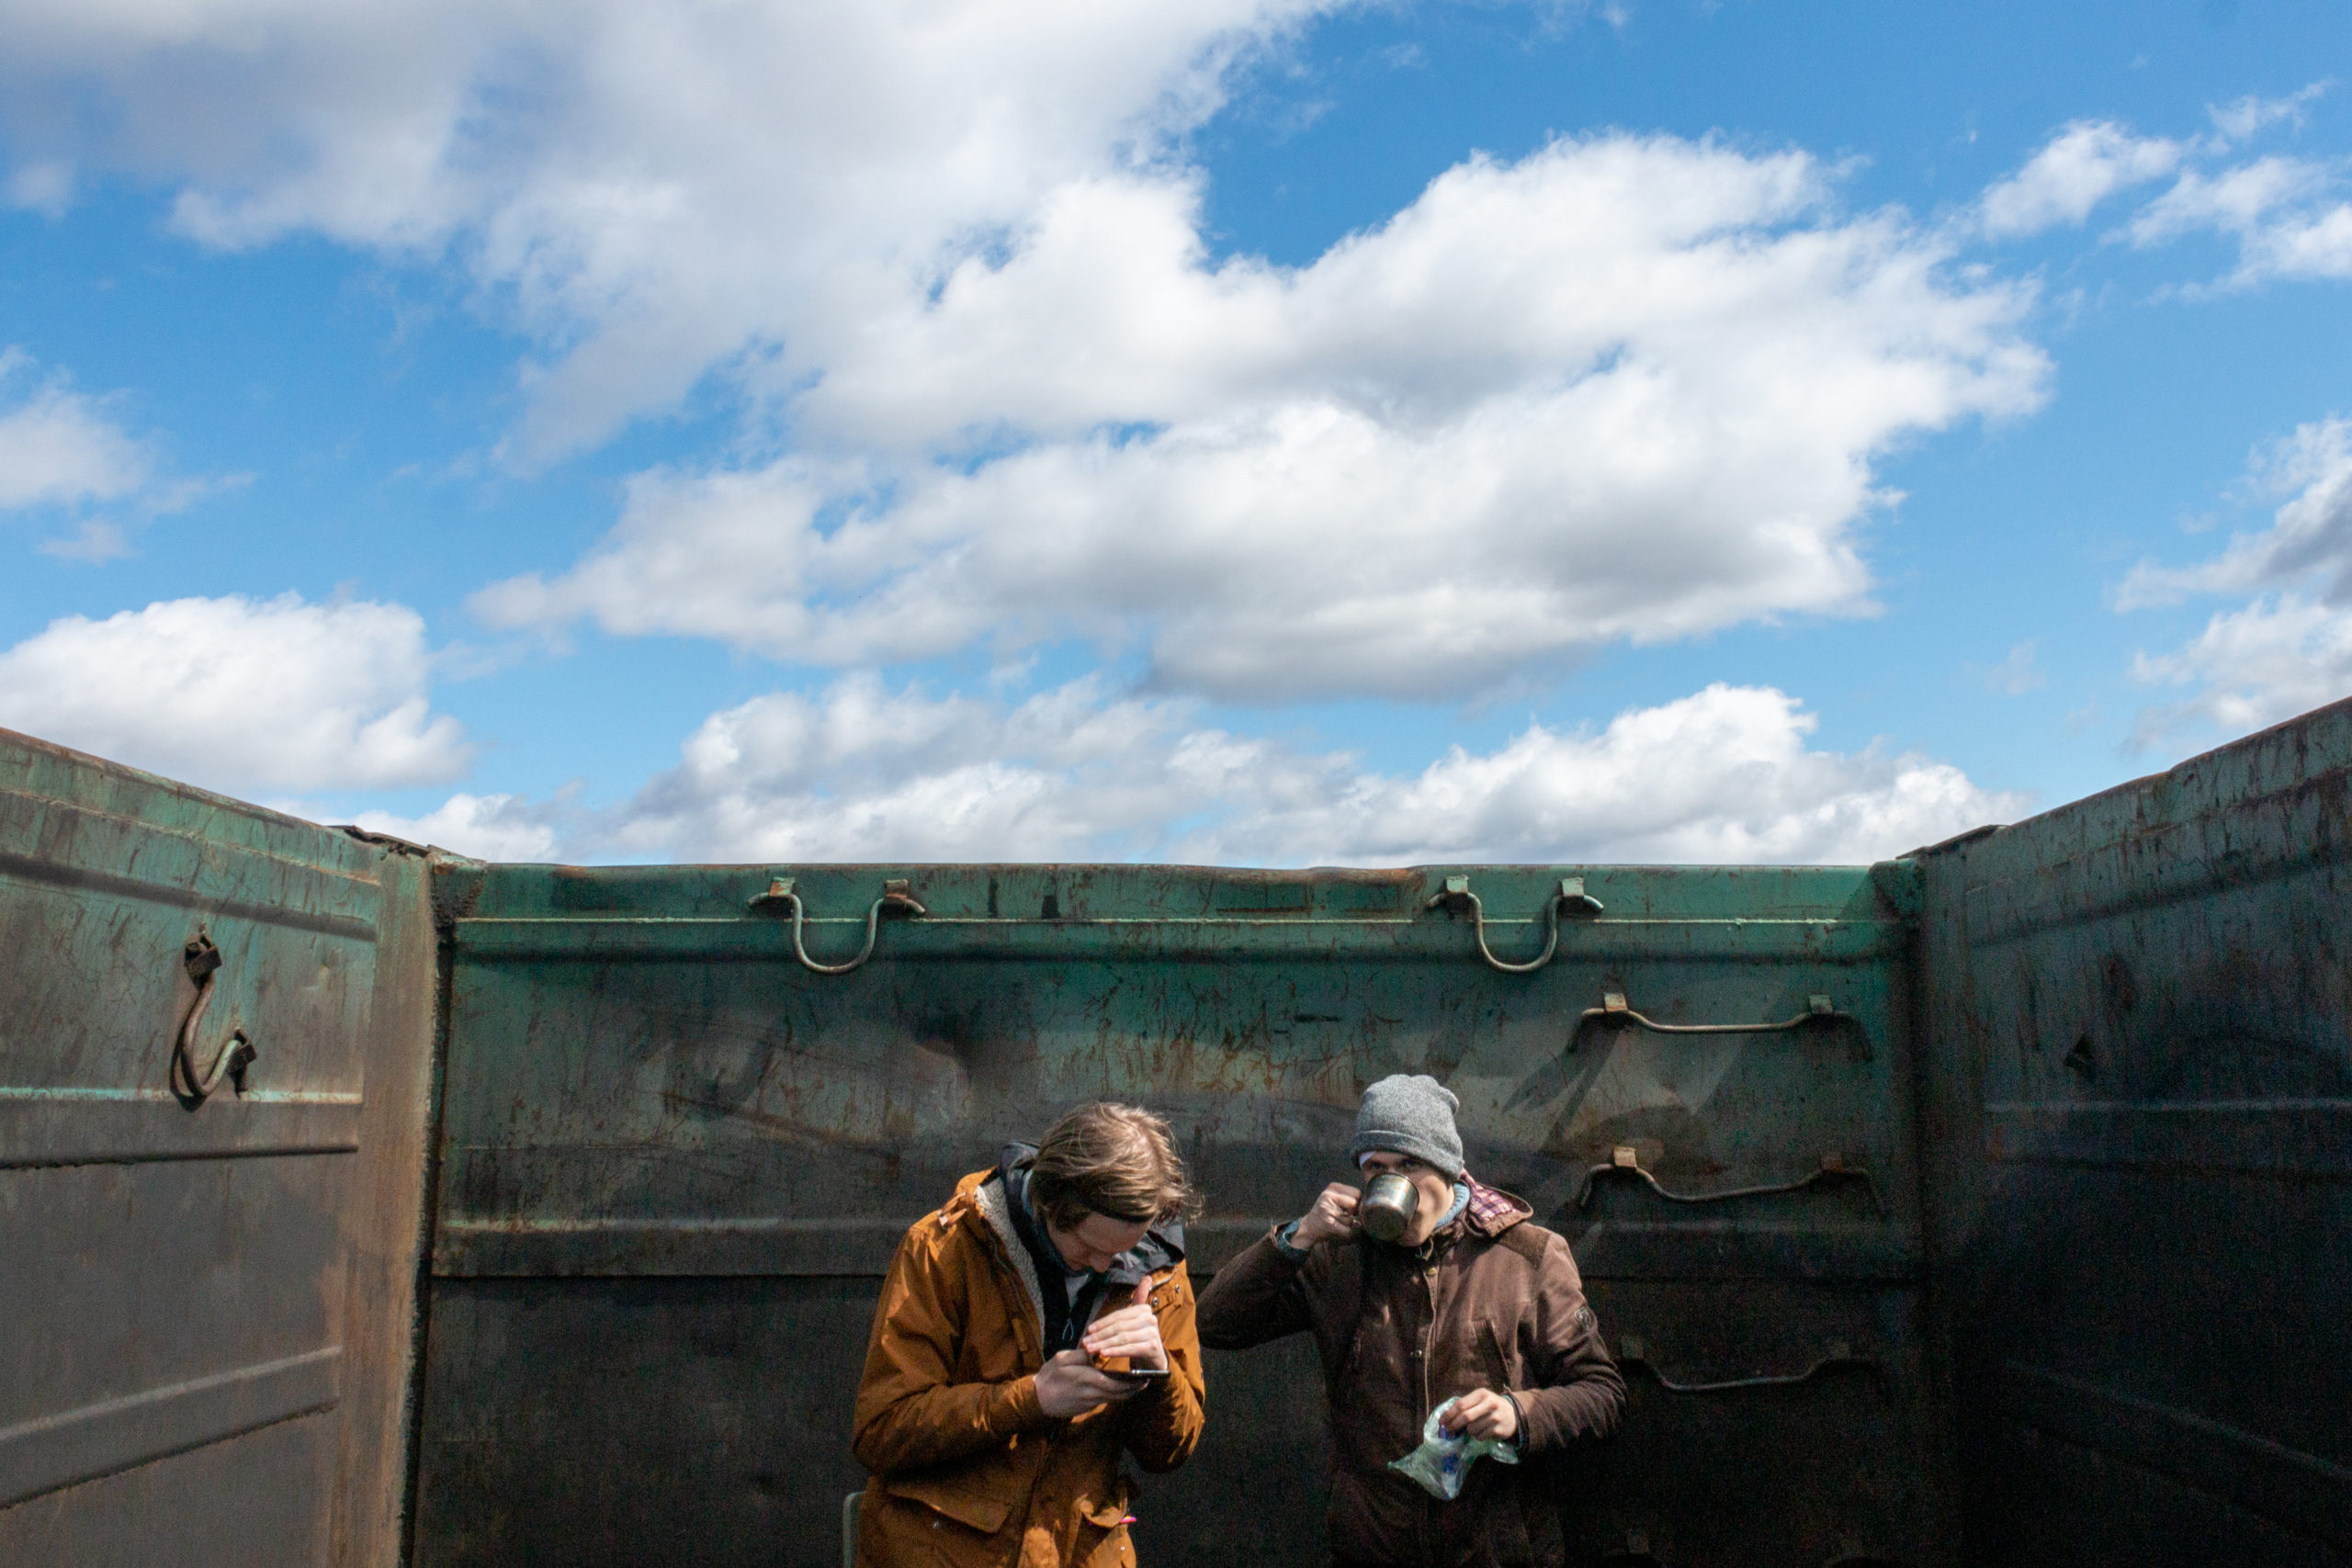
[1571, 991, 1869, 1057]
[172, 929, 255, 1103]
[1424, 876, 1603, 974]
[1572, 1145, 1884, 1213]
[1616, 1334, 1872, 1394]
[749, 878, 928, 975]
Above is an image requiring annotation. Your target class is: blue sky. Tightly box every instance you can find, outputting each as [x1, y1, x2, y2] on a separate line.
[0, 0, 2346, 865]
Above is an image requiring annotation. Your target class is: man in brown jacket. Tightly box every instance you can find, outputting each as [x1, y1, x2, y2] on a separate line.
[1197, 1075, 1624, 1568]
[853, 1102, 1205, 1568]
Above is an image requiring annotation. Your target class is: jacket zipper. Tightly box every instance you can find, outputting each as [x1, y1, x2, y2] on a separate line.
[1419, 1250, 1437, 1567]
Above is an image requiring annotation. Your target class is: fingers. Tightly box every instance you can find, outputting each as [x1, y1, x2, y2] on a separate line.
[1080, 1303, 1152, 1348]
[1083, 1314, 1168, 1363]
[1035, 1349, 1142, 1416]
[1086, 1332, 1164, 1363]
[1442, 1390, 1513, 1439]
[1327, 1184, 1361, 1213]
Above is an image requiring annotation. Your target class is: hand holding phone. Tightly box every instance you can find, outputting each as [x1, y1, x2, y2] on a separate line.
[1081, 1280, 1170, 1382]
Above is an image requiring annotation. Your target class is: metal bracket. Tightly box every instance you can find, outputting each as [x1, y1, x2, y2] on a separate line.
[1573, 1145, 1884, 1213]
[171, 928, 255, 1103]
[1616, 1333, 1872, 1393]
[1423, 876, 1602, 974]
[1570, 990, 1868, 1057]
[749, 877, 928, 975]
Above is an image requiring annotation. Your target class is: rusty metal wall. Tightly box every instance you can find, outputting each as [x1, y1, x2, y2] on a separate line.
[1915, 701, 2352, 1564]
[411, 859, 1938, 1567]
[0, 728, 441, 1568]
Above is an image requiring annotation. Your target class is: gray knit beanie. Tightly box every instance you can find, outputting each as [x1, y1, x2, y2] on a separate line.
[1350, 1074, 1464, 1180]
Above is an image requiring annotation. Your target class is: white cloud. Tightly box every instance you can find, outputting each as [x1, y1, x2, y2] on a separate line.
[560, 674, 2020, 866]
[2208, 84, 2330, 146]
[479, 136, 2046, 702]
[2127, 156, 2352, 287]
[6, 160, 72, 216]
[0, 352, 154, 510]
[1976, 120, 2183, 238]
[1975, 639, 2045, 694]
[2131, 595, 2352, 748]
[347, 793, 563, 861]
[1972, 93, 2352, 288]
[2119, 417, 2352, 607]
[37, 519, 132, 562]
[0, 0, 1340, 463]
[2123, 419, 2352, 747]
[0, 592, 472, 792]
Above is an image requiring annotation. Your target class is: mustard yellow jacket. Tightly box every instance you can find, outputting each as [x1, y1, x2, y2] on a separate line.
[853, 1167, 1205, 1568]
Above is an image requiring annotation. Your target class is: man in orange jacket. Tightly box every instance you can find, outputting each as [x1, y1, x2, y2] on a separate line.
[852, 1102, 1206, 1567]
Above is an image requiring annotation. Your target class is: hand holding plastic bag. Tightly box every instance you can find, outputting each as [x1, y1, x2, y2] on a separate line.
[1387, 1394, 1521, 1500]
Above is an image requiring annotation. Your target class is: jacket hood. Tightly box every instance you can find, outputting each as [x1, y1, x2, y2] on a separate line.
[989, 1141, 1186, 1283]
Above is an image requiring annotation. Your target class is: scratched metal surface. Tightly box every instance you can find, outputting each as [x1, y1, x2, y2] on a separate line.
[413, 859, 1936, 1567]
[0, 728, 439, 1568]
[1916, 699, 2352, 1564]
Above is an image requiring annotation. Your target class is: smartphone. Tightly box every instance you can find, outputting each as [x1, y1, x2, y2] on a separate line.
[1102, 1364, 1170, 1383]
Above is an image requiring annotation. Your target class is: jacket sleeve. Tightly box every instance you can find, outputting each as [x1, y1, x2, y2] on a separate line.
[1117, 1260, 1207, 1473]
[1511, 1228, 1626, 1453]
[852, 1219, 1053, 1475]
[1193, 1229, 1318, 1349]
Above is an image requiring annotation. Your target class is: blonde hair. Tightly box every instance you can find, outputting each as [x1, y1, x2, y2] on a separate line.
[1029, 1102, 1200, 1231]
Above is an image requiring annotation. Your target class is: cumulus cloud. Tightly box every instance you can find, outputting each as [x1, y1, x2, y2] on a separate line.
[1975, 91, 2352, 288]
[346, 793, 565, 861]
[2208, 85, 2330, 146]
[0, 351, 154, 511]
[2131, 595, 2352, 748]
[0, 0, 1340, 462]
[2120, 417, 2352, 607]
[526, 675, 2020, 866]
[0, 593, 472, 792]
[2126, 155, 2352, 284]
[1975, 120, 2184, 238]
[480, 136, 2046, 702]
[2124, 419, 2352, 747]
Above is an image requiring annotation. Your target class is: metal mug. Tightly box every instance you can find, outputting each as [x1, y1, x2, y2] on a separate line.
[1358, 1171, 1419, 1243]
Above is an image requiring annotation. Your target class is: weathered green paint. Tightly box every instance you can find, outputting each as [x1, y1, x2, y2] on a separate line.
[0, 728, 441, 1568]
[1916, 701, 2352, 1563]
[412, 857, 1935, 1566]
[8, 698, 2349, 1566]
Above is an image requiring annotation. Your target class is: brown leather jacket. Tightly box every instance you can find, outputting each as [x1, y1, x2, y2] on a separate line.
[852, 1165, 1206, 1568]
[1196, 1184, 1623, 1568]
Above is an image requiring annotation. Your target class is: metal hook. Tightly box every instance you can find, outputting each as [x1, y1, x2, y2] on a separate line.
[1424, 876, 1602, 974]
[749, 878, 928, 975]
[172, 928, 255, 1103]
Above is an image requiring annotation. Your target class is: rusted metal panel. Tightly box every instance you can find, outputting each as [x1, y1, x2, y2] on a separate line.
[1916, 698, 2352, 1564]
[413, 857, 1933, 1567]
[0, 728, 440, 1568]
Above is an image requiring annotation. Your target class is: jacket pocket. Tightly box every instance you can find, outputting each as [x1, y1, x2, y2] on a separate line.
[1477, 1317, 1522, 1387]
[882, 1473, 1020, 1535]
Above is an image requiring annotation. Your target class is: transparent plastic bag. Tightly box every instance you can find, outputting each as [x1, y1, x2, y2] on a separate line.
[1386, 1394, 1521, 1501]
